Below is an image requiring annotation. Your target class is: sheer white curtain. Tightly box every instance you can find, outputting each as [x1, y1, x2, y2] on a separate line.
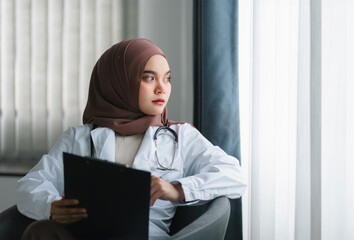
[239, 0, 354, 239]
[0, 0, 136, 163]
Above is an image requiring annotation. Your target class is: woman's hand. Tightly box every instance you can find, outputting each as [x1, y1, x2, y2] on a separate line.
[150, 175, 185, 206]
[50, 195, 88, 225]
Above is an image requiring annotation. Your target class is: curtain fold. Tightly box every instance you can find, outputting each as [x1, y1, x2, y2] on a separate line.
[32, 0, 48, 153]
[16, 0, 32, 154]
[1, 0, 16, 155]
[48, 0, 64, 150]
[322, 1, 354, 239]
[239, 0, 354, 239]
[194, 0, 242, 239]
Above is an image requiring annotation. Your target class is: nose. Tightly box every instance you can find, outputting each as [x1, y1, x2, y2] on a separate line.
[154, 80, 165, 94]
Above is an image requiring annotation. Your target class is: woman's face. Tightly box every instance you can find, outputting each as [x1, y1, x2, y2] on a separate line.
[139, 54, 171, 115]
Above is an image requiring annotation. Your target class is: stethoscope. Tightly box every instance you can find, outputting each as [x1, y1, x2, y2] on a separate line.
[90, 120, 179, 171]
[152, 120, 179, 171]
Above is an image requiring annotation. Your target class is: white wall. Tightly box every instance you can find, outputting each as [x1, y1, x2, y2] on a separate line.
[0, 0, 193, 213]
[137, 0, 194, 123]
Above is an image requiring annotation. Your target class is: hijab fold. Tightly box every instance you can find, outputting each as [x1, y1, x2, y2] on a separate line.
[83, 38, 169, 135]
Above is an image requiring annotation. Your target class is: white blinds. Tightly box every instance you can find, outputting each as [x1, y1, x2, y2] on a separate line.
[0, 0, 136, 162]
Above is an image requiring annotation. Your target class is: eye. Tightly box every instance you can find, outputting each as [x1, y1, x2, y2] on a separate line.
[164, 76, 171, 82]
[142, 75, 154, 81]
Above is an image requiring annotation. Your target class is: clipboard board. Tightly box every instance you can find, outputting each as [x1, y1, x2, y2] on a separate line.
[63, 152, 151, 239]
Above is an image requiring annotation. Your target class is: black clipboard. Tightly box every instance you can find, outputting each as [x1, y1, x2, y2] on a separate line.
[63, 152, 151, 239]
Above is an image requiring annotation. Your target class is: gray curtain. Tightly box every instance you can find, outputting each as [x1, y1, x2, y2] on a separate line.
[194, 0, 242, 239]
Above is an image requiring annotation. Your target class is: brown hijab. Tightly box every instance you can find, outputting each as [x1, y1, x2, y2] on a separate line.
[82, 38, 170, 135]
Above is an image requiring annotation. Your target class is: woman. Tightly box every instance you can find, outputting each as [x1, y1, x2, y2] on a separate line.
[17, 38, 246, 239]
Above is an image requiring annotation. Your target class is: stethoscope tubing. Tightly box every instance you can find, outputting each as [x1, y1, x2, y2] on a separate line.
[90, 120, 179, 171]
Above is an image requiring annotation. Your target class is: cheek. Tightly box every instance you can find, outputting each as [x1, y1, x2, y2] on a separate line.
[139, 84, 149, 100]
[166, 84, 172, 99]
[138, 84, 152, 110]
[138, 86, 146, 108]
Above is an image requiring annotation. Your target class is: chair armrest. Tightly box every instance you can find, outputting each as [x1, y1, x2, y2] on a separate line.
[0, 205, 35, 240]
[171, 196, 230, 240]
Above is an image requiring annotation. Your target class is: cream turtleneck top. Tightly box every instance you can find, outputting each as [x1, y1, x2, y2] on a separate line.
[115, 133, 144, 167]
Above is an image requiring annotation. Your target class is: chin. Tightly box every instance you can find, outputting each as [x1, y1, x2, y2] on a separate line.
[149, 111, 163, 116]
[141, 105, 165, 116]
[146, 109, 164, 116]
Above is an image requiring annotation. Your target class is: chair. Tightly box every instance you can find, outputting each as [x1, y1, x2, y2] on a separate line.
[0, 196, 230, 240]
[170, 196, 230, 240]
[0, 205, 35, 240]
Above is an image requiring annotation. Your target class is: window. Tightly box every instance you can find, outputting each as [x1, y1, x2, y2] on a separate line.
[0, 0, 137, 175]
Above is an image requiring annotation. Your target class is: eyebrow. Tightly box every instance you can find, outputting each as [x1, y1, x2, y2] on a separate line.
[143, 70, 171, 75]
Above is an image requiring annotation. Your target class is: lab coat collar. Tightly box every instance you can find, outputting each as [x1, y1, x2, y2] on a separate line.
[132, 126, 156, 169]
[90, 127, 115, 162]
[89, 125, 161, 169]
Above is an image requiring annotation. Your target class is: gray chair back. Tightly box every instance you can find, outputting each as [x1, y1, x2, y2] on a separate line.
[170, 196, 231, 240]
[0, 205, 35, 240]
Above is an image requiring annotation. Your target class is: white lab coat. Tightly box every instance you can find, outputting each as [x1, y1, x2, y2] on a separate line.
[16, 123, 246, 235]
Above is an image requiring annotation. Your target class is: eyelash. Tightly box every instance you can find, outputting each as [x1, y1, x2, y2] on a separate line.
[142, 76, 171, 82]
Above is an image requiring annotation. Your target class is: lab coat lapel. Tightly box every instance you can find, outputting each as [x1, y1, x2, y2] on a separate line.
[90, 127, 115, 163]
[132, 126, 156, 170]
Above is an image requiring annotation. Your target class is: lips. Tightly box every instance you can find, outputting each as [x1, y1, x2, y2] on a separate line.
[152, 99, 165, 105]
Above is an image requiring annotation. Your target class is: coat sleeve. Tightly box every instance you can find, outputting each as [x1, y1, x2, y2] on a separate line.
[176, 124, 247, 202]
[16, 127, 76, 220]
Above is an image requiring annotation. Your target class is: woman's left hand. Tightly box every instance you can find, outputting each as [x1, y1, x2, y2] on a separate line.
[150, 175, 185, 206]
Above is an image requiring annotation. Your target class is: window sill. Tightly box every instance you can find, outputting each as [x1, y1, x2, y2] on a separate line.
[0, 161, 37, 176]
